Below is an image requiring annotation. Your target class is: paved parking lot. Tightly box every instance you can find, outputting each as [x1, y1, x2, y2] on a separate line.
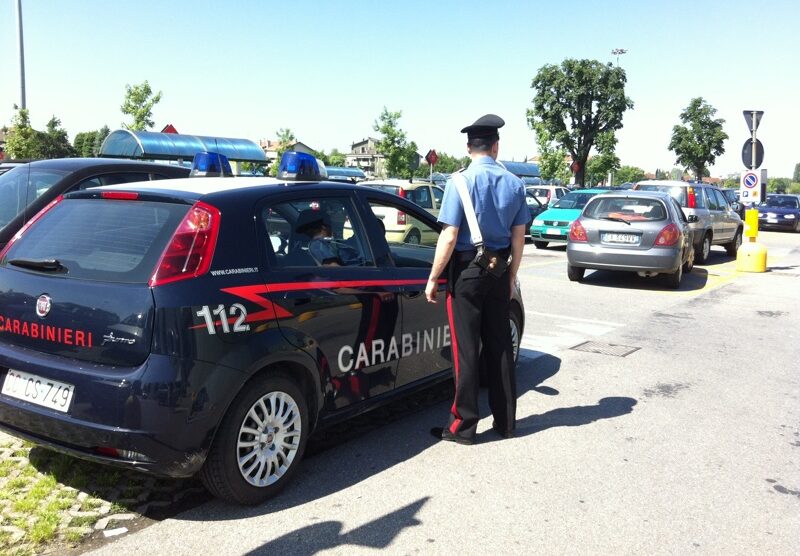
[80, 231, 799, 555]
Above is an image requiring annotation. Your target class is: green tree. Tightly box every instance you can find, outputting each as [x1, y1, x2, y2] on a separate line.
[269, 128, 296, 176]
[428, 151, 469, 174]
[655, 168, 668, 180]
[585, 131, 620, 186]
[73, 131, 98, 157]
[768, 177, 791, 193]
[39, 117, 75, 158]
[373, 107, 419, 178]
[722, 173, 740, 189]
[4, 106, 44, 159]
[327, 148, 346, 167]
[793, 163, 800, 183]
[528, 58, 633, 187]
[94, 125, 110, 155]
[121, 80, 162, 131]
[668, 97, 728, 181]
[532, 121, 569, 184]
[615, 165, 646, 184]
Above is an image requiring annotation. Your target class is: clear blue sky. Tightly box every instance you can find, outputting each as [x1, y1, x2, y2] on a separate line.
[1, 0, 798, 177]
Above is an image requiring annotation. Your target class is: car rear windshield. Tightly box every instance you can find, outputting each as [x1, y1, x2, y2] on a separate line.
[372, 185, 403, 197]
[0, 166, 67, 228]
[636, 184, 687, 206]
[584, 197, 668, 222]
[551, 191, 597, 210]
[2, 198, 189, 283]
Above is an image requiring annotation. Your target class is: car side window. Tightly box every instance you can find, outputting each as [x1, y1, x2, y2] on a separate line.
[671, 198, 688, 223]
[76, 172, 154, 191]
[261, 197, 372, 268]
[368, 200, 439, 267]
[704, 188, 720, 210]
[412, 187, 433, 209]
[712, 189, 729, 210]
[432, 186, 444, 208]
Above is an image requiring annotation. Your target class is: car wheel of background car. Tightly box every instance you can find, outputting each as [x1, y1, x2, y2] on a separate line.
[533, 241, 548, 249]
[682, 246, 695, 273]
[567, 264, 585, 282]
[695, 233, 712, 264]
[405, 229, 421, 245]
[795, 220, 800, 233]
[664, 263, 683, 289]
[725, 229, 742, 257]
[200, 373, 308, 505]
[510, 305, 522, 364]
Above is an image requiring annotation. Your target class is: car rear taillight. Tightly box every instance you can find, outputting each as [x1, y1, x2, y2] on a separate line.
[0, 195, 64, 260]
[398, 188, 407, 198]
[569, 220, 587, 242]
[397, 211, 407, 225]
[149, 201, 221, 287]
[654, 223, 680, 247]
[687, 187, 696, 209]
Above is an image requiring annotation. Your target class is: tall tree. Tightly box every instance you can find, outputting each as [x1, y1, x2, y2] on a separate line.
[39, 116, 75, 158]
[668, 97, 728, 180]
[615, 165, 646, 184]
[4, 106, 44, 159]
[528, 59, 633, 187]
[585, 131, 620, 185]
[532, 121, 569, 184]
[120, 80, 163, 131]
[269, 128, 296, 176]
[793, 163, 800, 183]
[327, 148, 346, 167]
[373, 107, 418, 179]
[93, 125, 110, 155]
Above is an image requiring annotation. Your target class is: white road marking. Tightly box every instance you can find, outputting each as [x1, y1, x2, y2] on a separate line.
[524, 310, 622, 327]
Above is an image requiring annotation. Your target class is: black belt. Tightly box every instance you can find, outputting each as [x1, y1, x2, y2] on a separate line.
[454, 247, 510, 262]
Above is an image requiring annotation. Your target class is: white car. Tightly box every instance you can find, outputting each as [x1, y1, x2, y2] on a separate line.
[526, 185, 570, 207]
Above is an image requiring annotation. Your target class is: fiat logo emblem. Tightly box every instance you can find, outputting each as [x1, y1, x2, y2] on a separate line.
[36, 295, 52, 318]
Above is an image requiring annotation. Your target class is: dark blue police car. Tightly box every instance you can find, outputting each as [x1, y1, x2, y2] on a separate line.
[0, 152, 525, 505]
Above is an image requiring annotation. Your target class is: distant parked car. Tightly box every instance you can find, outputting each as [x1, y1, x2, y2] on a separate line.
[758, 194, 800, 232]
[526, 185, 570, 207]
[0, 158, 190, 251]
[633, 180, 742, 263]
[359, 179, 444, 244]
[325, 166, 367, 183]
[566, 190, 696, 289]
[720, 188, 745, 219]
[529, 188, 609, 249]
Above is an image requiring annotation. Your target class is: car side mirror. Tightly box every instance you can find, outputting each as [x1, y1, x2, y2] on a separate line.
[732, 202, 741, 212]
[687, 214, 699, 223]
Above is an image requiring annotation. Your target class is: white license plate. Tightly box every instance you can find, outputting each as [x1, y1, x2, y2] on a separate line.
[546, 228, 562, 235]
[767, 219, 778, 224]
[602, 233, 639, 244]
[1, 370, 74, 413]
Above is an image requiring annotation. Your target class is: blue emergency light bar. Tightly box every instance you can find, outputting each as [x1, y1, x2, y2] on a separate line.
[190, 151, 233, 177]
[278, 151, 327, 181]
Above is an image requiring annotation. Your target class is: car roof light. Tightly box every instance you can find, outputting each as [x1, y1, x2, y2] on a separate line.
[277, 151, 327, 181]
[101, 191, 139, 200]
[0, 195, 64, 261]
[190, 151, 233, 177]
[149, 201, 221, 287]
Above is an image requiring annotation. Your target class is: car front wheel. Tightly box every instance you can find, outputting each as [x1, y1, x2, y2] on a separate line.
[725, 229, 742, 256]
[695, 233, 712, 264]
[200, 374, 308, 505]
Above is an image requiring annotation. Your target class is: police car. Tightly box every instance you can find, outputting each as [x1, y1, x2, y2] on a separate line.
[0, 152, 525, 505]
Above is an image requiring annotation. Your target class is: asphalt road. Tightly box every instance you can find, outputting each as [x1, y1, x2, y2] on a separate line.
[89, 231, 800, 555]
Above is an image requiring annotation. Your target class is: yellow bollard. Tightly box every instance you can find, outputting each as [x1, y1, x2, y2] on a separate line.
[736, 208, 767, 272]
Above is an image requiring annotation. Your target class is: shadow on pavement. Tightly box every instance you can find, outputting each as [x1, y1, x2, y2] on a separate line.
[244, 497, 428, 555]
[504, 396, 637, 439]
[578, 267, 709, 291]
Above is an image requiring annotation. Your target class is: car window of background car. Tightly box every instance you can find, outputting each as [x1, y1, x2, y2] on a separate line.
[552, 192, 594, 209]
[711, 189, 729, 210]
[705, 188, 721, 210]
[432, 186, 444, 208]
[368, 200, 439, 266]
[262, 197, 371, 269]
[0, 169, 29, 227]
[410, 187, 433, 209]
[76, 172, 160, 191]
[671, 198, 688, 222]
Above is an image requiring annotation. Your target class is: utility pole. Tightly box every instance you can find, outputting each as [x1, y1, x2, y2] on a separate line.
[16, 0, 27, 109]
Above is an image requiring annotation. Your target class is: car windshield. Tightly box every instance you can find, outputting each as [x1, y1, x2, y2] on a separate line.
[551, 191, 597, 210]
[0, 166, 67, 228]
[585, 197, 668, 222]
[636, 184, 687, 206]
[761, 196, 799, 209]
[372, 185, 402, 197]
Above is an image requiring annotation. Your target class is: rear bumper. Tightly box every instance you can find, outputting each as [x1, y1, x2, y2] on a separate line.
[0, 346, 244, 477]
[567, 242, 682, 273]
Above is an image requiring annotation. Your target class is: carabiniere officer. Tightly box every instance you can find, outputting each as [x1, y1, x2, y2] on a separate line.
[425, 114, 528, 445]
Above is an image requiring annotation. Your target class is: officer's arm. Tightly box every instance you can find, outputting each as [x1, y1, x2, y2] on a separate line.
[508, 224, 526, 294]
[425, 224, 458, 303]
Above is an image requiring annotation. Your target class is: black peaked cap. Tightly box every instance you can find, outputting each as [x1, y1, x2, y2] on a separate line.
[461, 114, 505, 139]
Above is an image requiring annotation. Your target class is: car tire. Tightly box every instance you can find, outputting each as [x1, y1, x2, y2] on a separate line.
[510, 304, 522, 365]
[405, 229, 421, 245]
[682, 246, 695, 273]
[664, 263, 683, 289]
[200, 374, 308, 505]
[567, 264, 585, 282]
[533, 241, 548, 249]
[725, 229, 742, 257]
[794, 220, 800, 233]
[695, 233, 712, 264]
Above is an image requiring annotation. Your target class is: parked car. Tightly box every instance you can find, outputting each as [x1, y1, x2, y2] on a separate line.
[757, 194, 800, 232]
[526, 185, 570, 207]
[720, 188, 745, 219]
[360, 179, 444, 244]
[529, 188, 609, 249]
[0, 158, 190, 252]
[633, 180, 742, 263]
[566, 190, 696, 289]
[524, 192, 546, 237]
[0, 152, 525, 505]
[324, 166, 367, 183]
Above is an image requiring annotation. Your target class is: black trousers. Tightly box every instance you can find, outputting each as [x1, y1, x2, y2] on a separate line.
[444, 254, 517, 440]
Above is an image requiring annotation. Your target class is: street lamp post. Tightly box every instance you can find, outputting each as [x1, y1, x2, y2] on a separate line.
[16, 0, 27, 109]
[611, 48, 627, 67]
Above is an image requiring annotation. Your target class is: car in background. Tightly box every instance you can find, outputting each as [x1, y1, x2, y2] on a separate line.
[0, 158, 190, 251]
[720, 188, 745, 218]
[526, 185, 570, 207]
[0, 152, 525, 504]
[529, 188, 609, 249]
[360, 179, 444, 244]
[633, 180, 742, 263]
[524, 192, 546, 237]
[566, 190, 696, 289]
[757, 194, 800, 232]
[0, 160, 32, 176]
[325, 166, 367, 183]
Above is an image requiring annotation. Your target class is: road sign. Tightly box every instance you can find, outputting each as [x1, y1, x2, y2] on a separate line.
[739, 170, 762, 205]
[741, 139, 764, 169]
[425, 149, 438, 166]
[743, 110, 764, 131]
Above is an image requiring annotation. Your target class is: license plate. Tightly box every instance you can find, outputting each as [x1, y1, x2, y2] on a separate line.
[546, 228, 562, 235]
[767, 219, 778, 224]
[602, 232, 639, 244]
[2, 370, 74, 413]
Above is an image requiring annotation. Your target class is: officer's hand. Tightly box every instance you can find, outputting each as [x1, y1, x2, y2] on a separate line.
[509, 273, 516, 300]
[425, 278, 438, 303]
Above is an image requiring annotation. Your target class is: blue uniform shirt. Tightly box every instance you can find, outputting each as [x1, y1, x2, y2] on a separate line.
[438, 156, 528, 251]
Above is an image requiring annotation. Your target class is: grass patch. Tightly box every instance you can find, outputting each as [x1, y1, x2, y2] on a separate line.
[0, 459, 16, 478]
[69, 514, 98, 528]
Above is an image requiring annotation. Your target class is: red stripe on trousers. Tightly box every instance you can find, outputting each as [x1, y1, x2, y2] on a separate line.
[446, 290, 462, 434]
